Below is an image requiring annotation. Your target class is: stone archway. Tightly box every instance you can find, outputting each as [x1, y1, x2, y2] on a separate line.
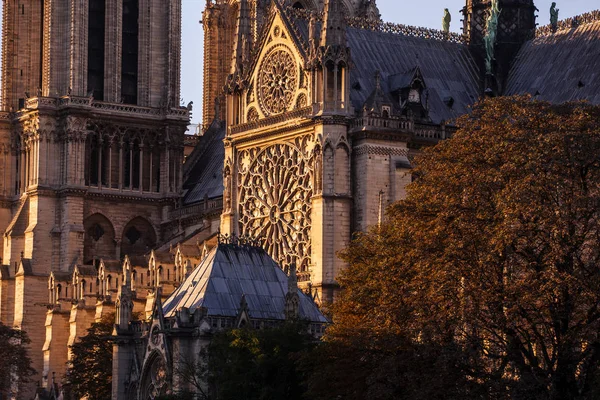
[121, 217, 157, 258]
[83, 213, 116, 264]
[139, 352, 168, 400]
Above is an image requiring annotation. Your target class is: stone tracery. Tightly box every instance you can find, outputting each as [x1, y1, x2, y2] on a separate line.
[237, 138, 314, 272]
[258, 46, 298, 116]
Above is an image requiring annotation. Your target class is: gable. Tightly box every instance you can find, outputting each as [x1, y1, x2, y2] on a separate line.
[244, 11, 310, 122]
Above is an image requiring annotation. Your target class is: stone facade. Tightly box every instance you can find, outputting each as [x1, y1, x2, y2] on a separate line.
[0, 1, 220, 397]
[219, 0, 458, 303]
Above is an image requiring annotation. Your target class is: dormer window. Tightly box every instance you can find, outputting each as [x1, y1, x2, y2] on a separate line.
[408, 89, 420, 103]
[382, 105, 391, 118]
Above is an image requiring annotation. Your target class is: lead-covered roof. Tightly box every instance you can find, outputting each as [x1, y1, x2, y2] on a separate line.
[162, 244, 327, 323]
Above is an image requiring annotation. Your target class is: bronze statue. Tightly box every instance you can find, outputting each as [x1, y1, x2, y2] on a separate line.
[442, 8, 451, 34]
[484, 0, 501, 75]
[550, 2, 559, 31]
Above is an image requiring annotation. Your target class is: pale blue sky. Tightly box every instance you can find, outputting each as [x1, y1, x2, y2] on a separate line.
[182, 0, 598, 123]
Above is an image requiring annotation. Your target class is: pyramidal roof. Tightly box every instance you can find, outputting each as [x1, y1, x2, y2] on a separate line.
[162, 244, 327, 323]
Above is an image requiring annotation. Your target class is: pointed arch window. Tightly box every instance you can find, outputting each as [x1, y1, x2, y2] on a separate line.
[88, 0, 106, 100]
[122, 0, 139, 104]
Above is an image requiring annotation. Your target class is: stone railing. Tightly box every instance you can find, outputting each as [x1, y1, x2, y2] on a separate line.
[0, 111, 11, 120]
[229, 106, 314, 135]
[537, 10, 600, 37]
[92, 101, 189, 119]
[25, 96, 59, 109]
[19, 95, 189, 120]
[91, 101, 160, 115]
[414, 126, 445, 140]
[59, 96, 93, 107]
[168, 197, 223, 220]
[346, 17, 466, 44]
[352, 116, 449, 141]
[283, 5, 465, 44]
[352, 116, 413, 131]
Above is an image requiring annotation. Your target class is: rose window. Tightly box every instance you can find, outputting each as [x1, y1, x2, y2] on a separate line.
[238, 143, 312, 271]
[258, 47, 298, 116]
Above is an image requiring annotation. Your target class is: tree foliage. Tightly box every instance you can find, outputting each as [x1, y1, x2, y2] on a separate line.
[0, 323, 35, 398]
[307, 97, 600, 400]
[64, 313, 114, 400]
[199, 321, 315, 400]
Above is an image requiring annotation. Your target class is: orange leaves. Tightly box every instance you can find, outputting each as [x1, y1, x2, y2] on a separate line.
[326, 97, 600, 398]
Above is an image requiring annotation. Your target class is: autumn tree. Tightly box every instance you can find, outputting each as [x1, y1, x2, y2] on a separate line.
[307, 97, 600, 400]
[63, 313, 114, 400]
[0, 323, 36, 398]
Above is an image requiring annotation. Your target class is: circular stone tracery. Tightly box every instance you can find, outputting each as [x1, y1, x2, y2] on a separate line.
[238, 143, 312, 271]
[258, 46, 298, 116]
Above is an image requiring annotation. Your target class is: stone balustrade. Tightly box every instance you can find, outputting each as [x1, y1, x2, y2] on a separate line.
[168, 197, 223, 220]
[17, 96, 189, 121]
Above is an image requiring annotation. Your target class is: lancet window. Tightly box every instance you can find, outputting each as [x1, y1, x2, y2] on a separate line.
[84, 126, 165, 193]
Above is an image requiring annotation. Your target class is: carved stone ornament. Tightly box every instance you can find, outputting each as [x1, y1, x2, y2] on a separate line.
[237, 137, 315, 271]
[141, 355, 168, 399]
[258, 46, 298, 116]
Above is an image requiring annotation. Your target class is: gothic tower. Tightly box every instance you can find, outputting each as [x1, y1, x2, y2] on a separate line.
[0, 0, 188, 393]
[462, 0, 537, 94]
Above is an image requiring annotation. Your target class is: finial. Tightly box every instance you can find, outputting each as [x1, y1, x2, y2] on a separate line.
[374, 71, 381, 91]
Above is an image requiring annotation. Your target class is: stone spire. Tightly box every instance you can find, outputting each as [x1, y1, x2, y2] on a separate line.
[115, 256, 134, 332]
[321, 0, 347, 48]
[231, 0, 252, 75]
[285, 263, 300, 319]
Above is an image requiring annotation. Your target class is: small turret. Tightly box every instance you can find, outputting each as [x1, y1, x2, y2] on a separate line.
[230, 0, 252, 75]
[321, 0, 347, 48]
[285, 263, 300, 320]
[115, 257, 134, 332]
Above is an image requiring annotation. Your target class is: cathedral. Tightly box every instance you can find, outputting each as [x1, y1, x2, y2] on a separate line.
[0, 0, 599, 398]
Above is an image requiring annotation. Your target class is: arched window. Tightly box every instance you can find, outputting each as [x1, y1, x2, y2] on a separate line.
[88, 0, 106, 100]
[81, 279, 86, 295]
[122, 0, 139, 104]
[293, 1, 304, 9]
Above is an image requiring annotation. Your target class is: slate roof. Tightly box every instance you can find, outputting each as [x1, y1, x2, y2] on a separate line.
[346, 27, 480, 123]
[290, 16, 480, 124]
[162, 244, 327, 323]
[506, 19, 600, 104]
[182, 120, 225, 206]
[75, 265, 97, 276]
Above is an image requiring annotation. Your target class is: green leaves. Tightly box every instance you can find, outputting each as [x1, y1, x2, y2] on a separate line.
[207, 322, 315, 400]
[63, 313, 114, 400]
[0, 323, 35, 398]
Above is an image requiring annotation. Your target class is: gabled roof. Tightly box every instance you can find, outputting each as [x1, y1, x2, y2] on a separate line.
[74, 265, 97, 277]
[182, 121, 225, 206]
[346, 27, 479, 123]
[506, 18, 600, 105]
[290, 15, 480, 123]
[162, 244, 327, 323]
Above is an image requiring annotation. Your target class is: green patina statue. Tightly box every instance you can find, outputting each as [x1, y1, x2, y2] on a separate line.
[484, 0, 501, 75]
[442, 8, 451, 34]
[550, 2, 559, 30]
